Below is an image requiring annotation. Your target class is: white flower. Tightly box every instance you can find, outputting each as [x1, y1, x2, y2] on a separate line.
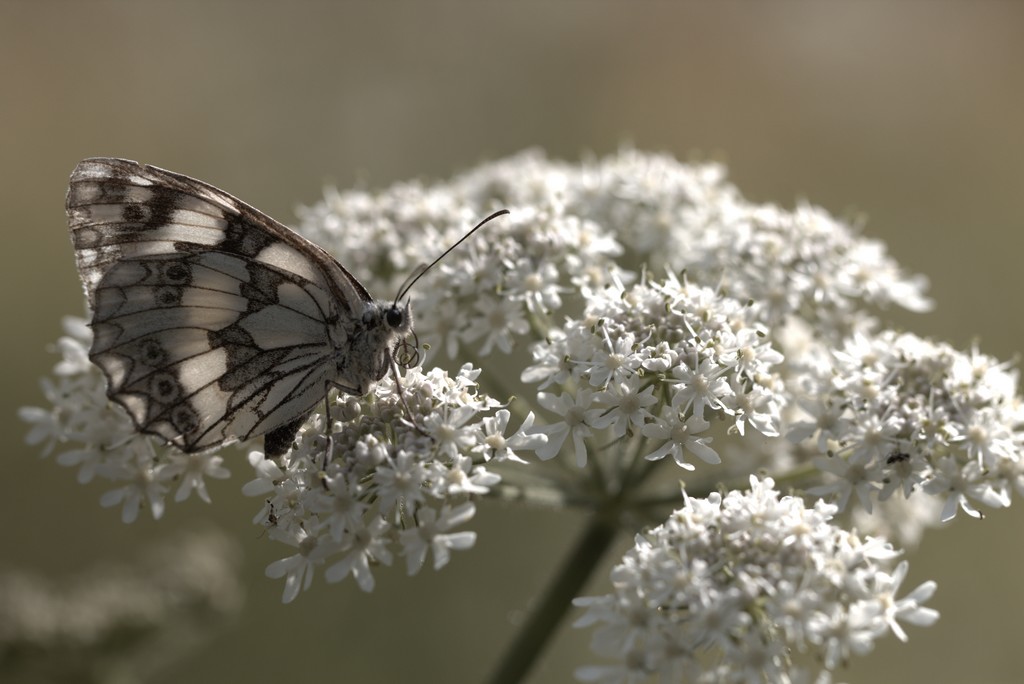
[422, 404, 480, 460]
[667, 356, 731, 422]
[504, 258, 566, 315]
[474, 409, 546, 464]
[875, 560, 939, 642]
[808, 454, 883, 513]
[157, 451, 230, 504]
[641, 409, 717, 468]
[53, 317, 95, 376]
[464, 292, 531, 355]
[266, 526, 327, 604]
[241, 450, 285, 497]
[951, 406, 1018, 468]
[399, 502, 477, 574]
[97, 441, 167, 523]
[323, 517, 393, 592]
[583, 330, 644, 388]
[588, 378, 658, 439]
[436, 454, 500, 496]
[532, 390, 596, 466]
[19, 399, 63, 456]
[373, 451, 430, 516]
[313, 471, 369, 543]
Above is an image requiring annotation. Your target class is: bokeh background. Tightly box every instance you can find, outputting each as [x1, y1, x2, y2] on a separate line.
[3, 2, 1023, 682]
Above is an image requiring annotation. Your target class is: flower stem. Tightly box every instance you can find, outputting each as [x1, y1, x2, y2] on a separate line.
[488, 512, 618, 684]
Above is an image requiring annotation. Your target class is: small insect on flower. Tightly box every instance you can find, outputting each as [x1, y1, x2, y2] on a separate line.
[886, 450, 910, 465]
[66, 158, 507, 456]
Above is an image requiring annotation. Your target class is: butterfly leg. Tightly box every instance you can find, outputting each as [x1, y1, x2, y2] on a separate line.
[388, 358, 429, 437]
[321, 390, 335, 471]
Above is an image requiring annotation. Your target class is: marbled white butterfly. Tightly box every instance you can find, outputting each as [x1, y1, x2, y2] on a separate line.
[66, 158, 506, 457]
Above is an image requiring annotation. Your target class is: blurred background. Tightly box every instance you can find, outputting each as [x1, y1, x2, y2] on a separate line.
[3, 2, 1023, 682]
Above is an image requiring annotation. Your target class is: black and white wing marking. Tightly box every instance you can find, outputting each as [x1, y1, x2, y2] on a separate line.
[66, 158, 403, 456]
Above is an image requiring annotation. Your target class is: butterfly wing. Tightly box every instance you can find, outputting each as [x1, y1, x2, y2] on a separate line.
[66, 158, 373, 455]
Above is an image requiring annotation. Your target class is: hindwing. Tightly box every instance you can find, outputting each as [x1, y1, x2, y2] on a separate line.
[66, 158, 377, 455]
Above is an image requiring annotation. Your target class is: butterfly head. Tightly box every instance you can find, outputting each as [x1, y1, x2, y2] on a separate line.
[383, 210, 509, 371]
[383, 300, 413, 336]
[376, 299, 418, 369]
[362, 299, 413, 337]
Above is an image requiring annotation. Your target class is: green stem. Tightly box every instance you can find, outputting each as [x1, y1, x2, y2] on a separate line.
[487, 513, 618, 684]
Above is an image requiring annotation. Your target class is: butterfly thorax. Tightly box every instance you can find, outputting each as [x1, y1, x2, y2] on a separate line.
[329, 300, 413, 396]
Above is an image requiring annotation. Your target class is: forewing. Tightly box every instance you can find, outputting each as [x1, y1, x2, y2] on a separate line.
[66, 158, 369, 453]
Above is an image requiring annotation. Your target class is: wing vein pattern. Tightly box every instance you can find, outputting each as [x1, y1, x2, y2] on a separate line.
[66, 158, 377, 455]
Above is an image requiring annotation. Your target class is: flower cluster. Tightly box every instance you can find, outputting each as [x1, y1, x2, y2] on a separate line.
[789, 331, 1024, 522]
[243, 363, 541, 602]
[522, 270, 785, 471]
[20, 316, 231, 523]
[573, 476, 939, 684]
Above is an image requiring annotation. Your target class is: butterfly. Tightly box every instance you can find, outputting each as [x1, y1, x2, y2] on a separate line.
[66, 158, 506, 457]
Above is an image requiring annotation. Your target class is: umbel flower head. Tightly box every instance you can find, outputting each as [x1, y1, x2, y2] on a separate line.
[573, 477, 939, 684]
[24, 149, 1022, 680]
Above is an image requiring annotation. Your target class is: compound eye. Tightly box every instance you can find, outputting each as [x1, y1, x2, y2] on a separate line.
[386, 307, 404, 328]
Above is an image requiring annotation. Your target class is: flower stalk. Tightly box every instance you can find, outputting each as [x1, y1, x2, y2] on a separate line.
[489, 513, 619, 684]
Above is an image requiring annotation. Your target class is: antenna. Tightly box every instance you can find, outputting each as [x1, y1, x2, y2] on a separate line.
[393, 209, 510, 304]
